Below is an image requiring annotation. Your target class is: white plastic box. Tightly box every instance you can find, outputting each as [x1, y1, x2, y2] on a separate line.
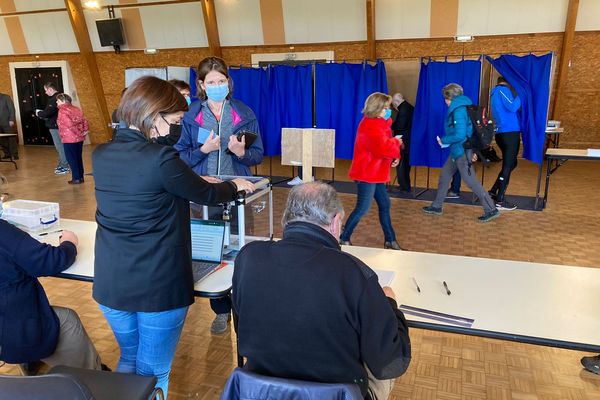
[1, 200, 60, 234]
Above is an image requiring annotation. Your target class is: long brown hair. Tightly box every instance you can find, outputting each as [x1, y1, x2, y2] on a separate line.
[196, 56, 232, 100]
[117, 76, 188, 138]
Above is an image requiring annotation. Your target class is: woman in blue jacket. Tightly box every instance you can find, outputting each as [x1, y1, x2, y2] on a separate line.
[489, 76, 522, 210]
[0, 184, 102, 372]
[422, 83, 500, 222]
[175, 57, 264, 335]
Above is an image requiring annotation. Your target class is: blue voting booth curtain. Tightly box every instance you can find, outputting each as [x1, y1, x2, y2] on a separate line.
[411, 59, 481, 168]
[315, 61, 388, 159]
[228, 64, 312, 157]
[486, 54, 552, 164]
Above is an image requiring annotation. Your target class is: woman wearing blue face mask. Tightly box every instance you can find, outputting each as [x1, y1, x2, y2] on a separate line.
[175, 57, 264, 335]
[339, 92, 403, 250]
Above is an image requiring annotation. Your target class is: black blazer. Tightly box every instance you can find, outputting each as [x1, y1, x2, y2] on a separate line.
[92, 128, 238, 312]
[0, 220, 77, 363]
[391, 101, 414, 146]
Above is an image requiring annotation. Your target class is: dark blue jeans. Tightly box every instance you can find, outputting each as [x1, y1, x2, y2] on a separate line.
[340, 182, 396, 242]
[63, 141, 84, 180]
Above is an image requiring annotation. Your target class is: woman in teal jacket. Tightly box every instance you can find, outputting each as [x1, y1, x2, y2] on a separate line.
[422, 83, 500, 223]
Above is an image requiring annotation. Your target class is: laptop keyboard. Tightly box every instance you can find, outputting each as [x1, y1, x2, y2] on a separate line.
[192, 261, 221, 283]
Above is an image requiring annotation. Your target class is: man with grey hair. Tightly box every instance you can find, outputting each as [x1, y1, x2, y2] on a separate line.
[391, 93, 414, 192]
[232, 181, 411, 399]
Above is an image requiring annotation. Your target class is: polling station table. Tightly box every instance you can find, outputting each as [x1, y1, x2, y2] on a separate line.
[535, 148, 600, 209]
[50, 219, 600, 353]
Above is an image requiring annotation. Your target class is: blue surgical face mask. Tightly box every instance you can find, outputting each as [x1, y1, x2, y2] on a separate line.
[383, 108, 392, 120]
[185, 95, 191, 106]
[205, 84, 229, 102]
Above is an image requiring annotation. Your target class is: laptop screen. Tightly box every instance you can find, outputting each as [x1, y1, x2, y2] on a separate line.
[190, 219, 226, 263]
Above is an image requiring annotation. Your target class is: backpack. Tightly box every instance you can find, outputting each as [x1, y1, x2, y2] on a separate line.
[463, 105, 495, 151]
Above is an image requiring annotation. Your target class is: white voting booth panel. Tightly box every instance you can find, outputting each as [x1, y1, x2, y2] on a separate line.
[281, 128, 335, 182]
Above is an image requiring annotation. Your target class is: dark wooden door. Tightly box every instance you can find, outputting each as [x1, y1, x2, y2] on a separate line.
[14, 67, 63, 145]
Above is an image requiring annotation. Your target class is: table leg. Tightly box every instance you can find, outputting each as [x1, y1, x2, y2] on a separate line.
[542, 157, 553, 209]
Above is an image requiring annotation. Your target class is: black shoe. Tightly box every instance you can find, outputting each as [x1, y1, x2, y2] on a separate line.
[339, 240, 352, 246]
[384, 240, 403, 250]
[19, 361, 44, 375]
[478, 209, 500, 223]
[101, 363, 112, 372]
[496, 200, 517, 211]
[581, 355, 600, 374]
[68, 179, 84, 185]
[422, 205, 443, 216]
[445, 191, 459, 199]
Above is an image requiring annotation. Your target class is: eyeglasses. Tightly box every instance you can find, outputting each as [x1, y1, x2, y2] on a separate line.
[160, 114, 181, 126]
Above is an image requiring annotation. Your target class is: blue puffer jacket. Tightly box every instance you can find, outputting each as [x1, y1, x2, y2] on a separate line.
[441, 95, 473, 160]
[490, 84, 521, 133]
[175, 98, 263, 177]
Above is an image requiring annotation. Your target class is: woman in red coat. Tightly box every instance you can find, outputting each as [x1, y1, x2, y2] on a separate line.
[339, 92, 403, 249]
[56, 93, 88, 184]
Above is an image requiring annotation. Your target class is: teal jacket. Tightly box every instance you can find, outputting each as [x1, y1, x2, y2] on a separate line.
[441, 95, 473, 160]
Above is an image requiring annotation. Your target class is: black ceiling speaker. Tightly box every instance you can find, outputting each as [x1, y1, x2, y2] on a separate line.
[96, 18, 125, 47]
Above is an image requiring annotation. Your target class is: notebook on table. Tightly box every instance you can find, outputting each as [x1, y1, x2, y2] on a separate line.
[190, 219, 227, 283]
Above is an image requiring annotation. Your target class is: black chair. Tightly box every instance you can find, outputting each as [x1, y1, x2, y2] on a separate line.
[220, 367, 363, 400]
[0, 365, 163, 400]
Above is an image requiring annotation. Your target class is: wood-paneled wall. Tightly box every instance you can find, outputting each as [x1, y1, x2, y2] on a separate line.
[0, 31, 598, 147]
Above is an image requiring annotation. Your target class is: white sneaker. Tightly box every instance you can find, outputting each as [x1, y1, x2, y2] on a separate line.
[287, 176, 303, 186]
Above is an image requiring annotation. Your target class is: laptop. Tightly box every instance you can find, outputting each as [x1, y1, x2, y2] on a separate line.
[190, 219, 227, 283]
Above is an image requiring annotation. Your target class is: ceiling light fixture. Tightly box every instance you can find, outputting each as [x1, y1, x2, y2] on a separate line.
[83, 0, 101, 10]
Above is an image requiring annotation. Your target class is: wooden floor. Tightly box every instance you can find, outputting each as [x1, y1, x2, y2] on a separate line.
[1, 146, 600, 399]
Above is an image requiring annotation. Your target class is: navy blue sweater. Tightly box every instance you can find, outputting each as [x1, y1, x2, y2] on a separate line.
[0, 220, 77, 363]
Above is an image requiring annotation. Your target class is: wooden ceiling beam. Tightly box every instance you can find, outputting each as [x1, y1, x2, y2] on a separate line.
[552, 0, 579, 119]
[64, 0, 112, 141]
[200, 0, 222, 58]
[366, 0, 376, 61]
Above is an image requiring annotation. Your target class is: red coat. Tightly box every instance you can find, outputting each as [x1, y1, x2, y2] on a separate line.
[57, 103, 88, 144]
[348, 117, 401, 183]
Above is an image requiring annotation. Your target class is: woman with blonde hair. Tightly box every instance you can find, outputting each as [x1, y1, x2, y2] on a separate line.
[339, 92, 403, 250]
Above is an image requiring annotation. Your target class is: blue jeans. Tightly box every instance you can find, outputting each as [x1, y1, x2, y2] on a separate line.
[340, 182, 396, 242]
[99, 304, 189, 399]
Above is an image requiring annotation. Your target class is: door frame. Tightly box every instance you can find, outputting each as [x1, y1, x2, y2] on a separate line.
[9, 60, 77, 146]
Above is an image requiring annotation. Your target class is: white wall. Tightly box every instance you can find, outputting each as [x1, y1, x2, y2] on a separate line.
[576, 0, 600, 31]
[215, 0, 263, 46]
[458, 0, 569, 36]
[139, 2, 208, 49]
[282, 0, 365, 44]
[376, 0, 431, 40]
[0, 19, 14, 55]
[13, 0, 64, 12]
[20, 12, 79, 53]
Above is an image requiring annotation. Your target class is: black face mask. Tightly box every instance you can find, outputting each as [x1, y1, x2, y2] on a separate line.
[153, 124, 182, 146]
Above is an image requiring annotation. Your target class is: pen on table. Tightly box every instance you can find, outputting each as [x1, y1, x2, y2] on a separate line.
[443, 281, 451, 296]
[412, 277, 421, 293]
[38, 229, 63, 237]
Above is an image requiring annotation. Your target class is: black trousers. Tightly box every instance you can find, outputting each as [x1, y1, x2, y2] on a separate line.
[0, 125, 18, 158]
[63, 142, 84, 180]
[490, 132, 520, 202]
[395, 144, 411, 191]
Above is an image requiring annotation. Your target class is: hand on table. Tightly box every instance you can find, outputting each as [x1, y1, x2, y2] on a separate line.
[382, 286, 396, 301]
[231, 178, 256, 194]
[201, 176, 222, 184]
[59, 230, 79, 247]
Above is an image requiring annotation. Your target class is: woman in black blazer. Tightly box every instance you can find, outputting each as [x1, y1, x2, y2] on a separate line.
[92, 76, 254, 398]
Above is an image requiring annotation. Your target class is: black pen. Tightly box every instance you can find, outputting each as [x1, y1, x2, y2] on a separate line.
[38, 229, 63, 237]
[443, 281, 451, 296]
[412, 277, 421, 293]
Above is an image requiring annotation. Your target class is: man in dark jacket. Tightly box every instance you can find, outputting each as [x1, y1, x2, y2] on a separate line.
[36, 82, 69, 174]
[391, 93, 414, 192]
[0, 188, 102, 372]
[233, 182, 411, 399]
[0, 92, 18, 160]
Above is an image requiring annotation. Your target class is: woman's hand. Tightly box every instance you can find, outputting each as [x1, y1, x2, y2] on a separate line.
[471, 153, 478, 163]
[228, 135, 246, 157]
[200, 131, 220, 153]
[391, 158, 400, 168]
[437, 136, 443, 146]
[231, 178, 256, 194]
[60, 230, 79, 247]
[201, 176, 222, 184]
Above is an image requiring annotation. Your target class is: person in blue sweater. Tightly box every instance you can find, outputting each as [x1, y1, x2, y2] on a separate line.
[0, 181, 103, 373]
[175, 56, 264, 335]
[488, 76, 522, 210]
[423, 83, 499, 222]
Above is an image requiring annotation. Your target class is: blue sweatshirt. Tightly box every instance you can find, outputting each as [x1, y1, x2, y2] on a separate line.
[441, 95, 473, 160]
[490, 84, 521, 133]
